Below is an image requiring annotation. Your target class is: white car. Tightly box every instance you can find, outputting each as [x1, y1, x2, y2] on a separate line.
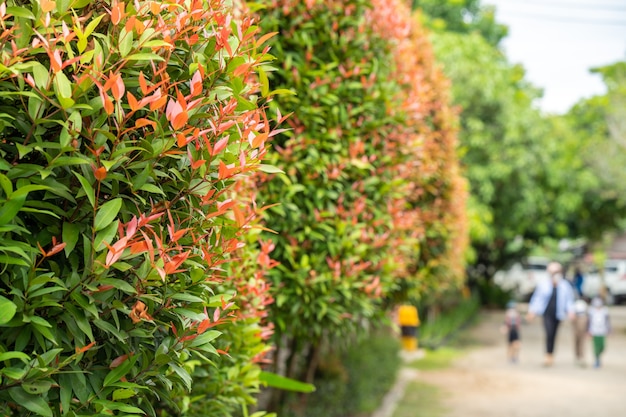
[582, 259, 626, 304]
[494, 257, 550, 300]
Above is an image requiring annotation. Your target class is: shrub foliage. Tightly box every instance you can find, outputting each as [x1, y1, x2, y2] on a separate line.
[0, 0, 277, 415]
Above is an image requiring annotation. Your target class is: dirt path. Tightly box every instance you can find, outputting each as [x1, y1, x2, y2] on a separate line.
[418, 305, 626, 417]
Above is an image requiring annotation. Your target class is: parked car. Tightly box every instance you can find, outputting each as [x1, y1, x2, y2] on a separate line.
[581, 259, 626, 304]
[494, 257, 550, 301]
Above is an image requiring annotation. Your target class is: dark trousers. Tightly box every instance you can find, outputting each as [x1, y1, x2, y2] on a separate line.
[543, 315, 560, 354]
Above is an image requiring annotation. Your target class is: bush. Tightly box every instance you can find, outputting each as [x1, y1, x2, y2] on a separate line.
[0, 0, 277, 415]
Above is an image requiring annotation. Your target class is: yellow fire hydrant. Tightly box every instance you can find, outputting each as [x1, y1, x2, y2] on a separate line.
[398, 305, 420, 351]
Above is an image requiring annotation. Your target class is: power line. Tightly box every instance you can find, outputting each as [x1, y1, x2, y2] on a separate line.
[496, 10, 626, 26]
[488, 0, 626, 13]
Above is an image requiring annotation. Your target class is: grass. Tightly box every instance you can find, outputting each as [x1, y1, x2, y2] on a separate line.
[392, 381, 446, 417]
[407, 346, 463, 371]
[419, 296, 480, 349]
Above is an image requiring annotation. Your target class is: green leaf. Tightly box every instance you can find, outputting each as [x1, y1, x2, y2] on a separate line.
[0, 254, 29, 266]
[126, 53, 165, 62]
[32, 322, 58, 346]
[0, 173, 12, 196]
[0, 194, 27, 225]
[112, 388, 136, 400]
[258, 66, 269, 97]
[53, 72, 75, 109]
[6, 7, 35, 19]
[8, 387, 53, 417]
[0, 351, 30, 363]
[22, 379, 53, 395]
[49, 156, 90, 168]
[31, 62, 50, 90]
[119, 28, 134, 57]
[94, 220, 119, 252]
[63, 222, 80, 256]
[0, 295, 17, 324]
[189, 330, 221, 348]
[103, 354, 136, 387]
[259, 371, 315, 393]
[73, 171, 95, 207]
[257, 164, 285, 174]
[139, 183, 165, 195]
[94, 198, 123, 231]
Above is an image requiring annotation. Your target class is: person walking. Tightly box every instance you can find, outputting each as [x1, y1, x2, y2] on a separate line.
[527, 261, 575, 367]
[502, 301, 522, 363]
[572, 297, 588, 367]
[587, 296, 611, 368]
[572, 267, 584, 297]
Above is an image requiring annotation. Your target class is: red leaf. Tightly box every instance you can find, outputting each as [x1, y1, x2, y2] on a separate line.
[109, 353, 129, 369]
[211, 136, 229, 156]
[191, 159, 206, 169]
[197, 318, 211, 335]
[191, 70, 202, 96]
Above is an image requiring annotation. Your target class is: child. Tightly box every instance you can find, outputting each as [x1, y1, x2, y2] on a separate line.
[587, 297, 610, 368]
[502, 301, 522, 363]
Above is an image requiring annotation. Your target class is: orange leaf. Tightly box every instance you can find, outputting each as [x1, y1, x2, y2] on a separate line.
[75, 341, 96, 355]
[135, 118, 156, 129]
[218, 161, 234, 179]
[150, 95, 167, 111]
[94, 166, 107, 181]
[250, 132, 268, 148]
[232, 205, 245, 227]
[127, 91, 139, 111]
[47, 242, 66, 257]
[191, 159, 206, 170]
[111, 75, 125, 101]
[256, 31, 278, 48]
[110, 0, 125, 25]
[172, 111, 188, 130]
[138, 71, 149, 94]
[125, 15, 136, 34]
[49, 50, 62, 73]
[130, 240, 148, 254]
[41, 0, 56, 13]
[233, 62, 252, 77]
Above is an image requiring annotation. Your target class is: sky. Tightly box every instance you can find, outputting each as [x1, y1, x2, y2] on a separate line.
[482, 0, 626, 114]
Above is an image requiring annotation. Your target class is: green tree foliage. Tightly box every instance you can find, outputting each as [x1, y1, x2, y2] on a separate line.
[431, 32, 558, 272]
[560, 62, 626, 240]
[0, 0, 277, 415]
[411, 0, 507, 47]
[428, 6, 626, 274]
